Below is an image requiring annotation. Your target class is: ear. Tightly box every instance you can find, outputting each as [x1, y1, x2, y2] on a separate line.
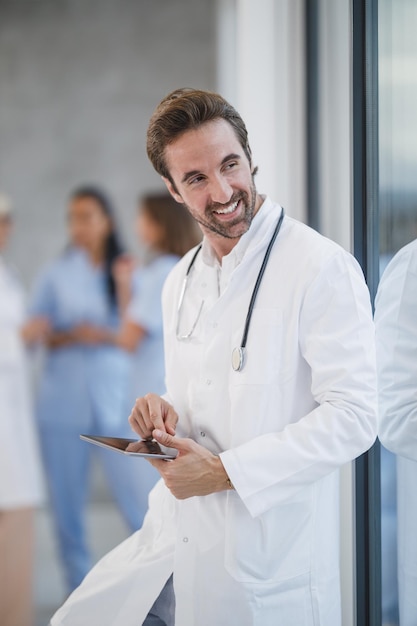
[162, 177, 184, 204]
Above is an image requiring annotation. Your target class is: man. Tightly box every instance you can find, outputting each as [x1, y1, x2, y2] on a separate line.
[51, 88, 377, 626]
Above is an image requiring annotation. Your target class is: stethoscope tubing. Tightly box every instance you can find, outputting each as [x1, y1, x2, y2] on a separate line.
[180, 207, 285, 371]
[239, 207, 285, 351]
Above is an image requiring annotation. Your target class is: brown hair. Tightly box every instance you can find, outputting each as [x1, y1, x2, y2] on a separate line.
[146, 88, 254, 187]
[140, 192, 202, 257]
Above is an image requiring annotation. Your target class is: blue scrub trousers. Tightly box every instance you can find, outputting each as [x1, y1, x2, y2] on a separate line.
[143, 575, 175, 626]
[41, 427, 159, 592]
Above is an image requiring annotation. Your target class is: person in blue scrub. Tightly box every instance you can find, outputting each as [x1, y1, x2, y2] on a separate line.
[29, 186, 151, 594]
[111, 192, 202, 406]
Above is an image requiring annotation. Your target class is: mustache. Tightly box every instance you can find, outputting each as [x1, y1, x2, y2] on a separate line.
[206, 191, 246, 214]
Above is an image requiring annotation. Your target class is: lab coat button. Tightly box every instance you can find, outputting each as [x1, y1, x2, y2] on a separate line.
[206, 379, 212, 386]
[200, 431, 206, 437]
[183, 537, 189, 543]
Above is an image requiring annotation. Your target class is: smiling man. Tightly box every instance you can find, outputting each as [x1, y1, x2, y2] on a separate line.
[51, 88, 377, 626]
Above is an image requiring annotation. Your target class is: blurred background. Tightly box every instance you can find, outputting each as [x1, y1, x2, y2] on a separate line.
[0, 0, 216, 287]
[2, 1, 416, 625]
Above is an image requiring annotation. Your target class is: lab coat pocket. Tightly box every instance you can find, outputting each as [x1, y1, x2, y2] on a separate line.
[231, 308, 285, 386]
[224, 494, 311, 584]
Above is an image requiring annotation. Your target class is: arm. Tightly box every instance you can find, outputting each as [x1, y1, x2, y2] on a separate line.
[20, 316, 51, 345]
[86, 261, 163, 352]
[219, 252, 377, 517]
[113, 255, 136, 317]
[27, 266, 56, 345]
[129, 250, 376, 505]
[49, 319, 147, 351]
[375, 246, 417, 459]
[147, 250, 377, 506]
[130, 254, 376, 505]
[112, 319, 146, 352]
[46, 328, 84, 349]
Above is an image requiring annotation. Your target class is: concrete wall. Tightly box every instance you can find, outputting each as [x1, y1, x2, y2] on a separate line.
[0, 0, 216, 287]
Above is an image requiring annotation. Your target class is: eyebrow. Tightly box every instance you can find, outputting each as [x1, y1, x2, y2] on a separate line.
[181, 153, 242, 184]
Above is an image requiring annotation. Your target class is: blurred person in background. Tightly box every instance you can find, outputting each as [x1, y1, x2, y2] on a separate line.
[28, 185, 147, 595]
[0, 193, 48, 626]
[113, 192, 202, 404]
[77, 192, 202, 532]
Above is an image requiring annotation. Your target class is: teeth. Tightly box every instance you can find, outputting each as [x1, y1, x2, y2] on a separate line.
[215, 201, 238, 215]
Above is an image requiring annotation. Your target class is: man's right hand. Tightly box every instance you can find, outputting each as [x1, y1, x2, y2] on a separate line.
[128, 393, 179, 440]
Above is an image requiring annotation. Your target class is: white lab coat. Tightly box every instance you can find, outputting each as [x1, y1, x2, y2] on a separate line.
[0, 257, 44, 508]
[51, 198, 377, 626]
[375, 239, 417, 626]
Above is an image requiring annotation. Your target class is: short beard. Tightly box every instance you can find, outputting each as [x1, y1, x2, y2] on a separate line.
[188, 178, 258, 240]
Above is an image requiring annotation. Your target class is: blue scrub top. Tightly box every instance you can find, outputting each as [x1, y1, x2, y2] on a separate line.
[127, 254, 179, 405]
[30, 247, 131, 434]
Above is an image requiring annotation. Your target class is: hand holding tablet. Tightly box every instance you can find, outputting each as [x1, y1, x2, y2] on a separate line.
[80, 434, 177, 459]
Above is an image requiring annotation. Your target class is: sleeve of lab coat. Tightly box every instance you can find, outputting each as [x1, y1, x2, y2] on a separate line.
[220, 251, 377, 518]
[375, 248, 417, 460]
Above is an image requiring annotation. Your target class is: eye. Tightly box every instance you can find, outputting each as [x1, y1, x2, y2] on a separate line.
[188, 175, 205, 186]
[223, 161, 238, 171]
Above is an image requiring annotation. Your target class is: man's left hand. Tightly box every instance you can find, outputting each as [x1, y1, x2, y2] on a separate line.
[148, 430, 232, 499]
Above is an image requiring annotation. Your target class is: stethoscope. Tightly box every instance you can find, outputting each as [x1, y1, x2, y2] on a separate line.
[176, 207, 285, 372]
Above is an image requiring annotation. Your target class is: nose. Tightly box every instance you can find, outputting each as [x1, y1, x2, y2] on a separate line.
[209, 174, 233, 205]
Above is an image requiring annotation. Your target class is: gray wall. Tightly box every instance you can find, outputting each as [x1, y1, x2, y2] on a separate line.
[0, 0, 216, 287]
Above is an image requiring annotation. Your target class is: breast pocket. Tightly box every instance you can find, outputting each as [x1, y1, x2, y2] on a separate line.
[231, 308, 284, 386]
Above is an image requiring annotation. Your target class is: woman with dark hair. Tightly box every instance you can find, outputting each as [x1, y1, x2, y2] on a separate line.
[113, 192, 202, 398]
[29, 186, 145, 595]
[72, 192, 202, 539]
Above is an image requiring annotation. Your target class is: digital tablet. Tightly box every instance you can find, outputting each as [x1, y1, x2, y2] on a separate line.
[80, 434, 177, 459]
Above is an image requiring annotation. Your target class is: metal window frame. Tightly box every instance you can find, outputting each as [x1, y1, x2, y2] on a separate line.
[306, 0, 381, 623]
[352, 0, 381, 625]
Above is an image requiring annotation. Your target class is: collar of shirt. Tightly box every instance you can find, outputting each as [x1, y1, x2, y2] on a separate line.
[200, 196, 281, 295]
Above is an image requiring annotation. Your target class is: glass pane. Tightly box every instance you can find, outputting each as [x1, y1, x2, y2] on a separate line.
[376, 1, 417, 624]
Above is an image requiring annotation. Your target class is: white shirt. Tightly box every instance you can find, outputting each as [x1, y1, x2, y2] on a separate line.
[51, 197, 377, 626]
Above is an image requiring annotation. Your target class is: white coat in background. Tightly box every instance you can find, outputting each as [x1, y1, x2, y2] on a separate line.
[376, 238, 417, 626]
[0, 257, 44, 509]
[51, 198, 377, 626]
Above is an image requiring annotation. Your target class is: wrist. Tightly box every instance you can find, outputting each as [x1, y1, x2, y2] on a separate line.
[225, 475, 234, 490]
[214, 456, 234, 492]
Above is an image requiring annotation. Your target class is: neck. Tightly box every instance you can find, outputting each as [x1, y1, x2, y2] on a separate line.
[210, 236, 241, 261]
[86, 243, 105, 266]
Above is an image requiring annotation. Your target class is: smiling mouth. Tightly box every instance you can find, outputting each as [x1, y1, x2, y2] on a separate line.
[213, 200, 239, 215]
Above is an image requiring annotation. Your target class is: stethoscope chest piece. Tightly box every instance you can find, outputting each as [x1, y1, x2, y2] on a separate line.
[232, 346, 245, 372]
